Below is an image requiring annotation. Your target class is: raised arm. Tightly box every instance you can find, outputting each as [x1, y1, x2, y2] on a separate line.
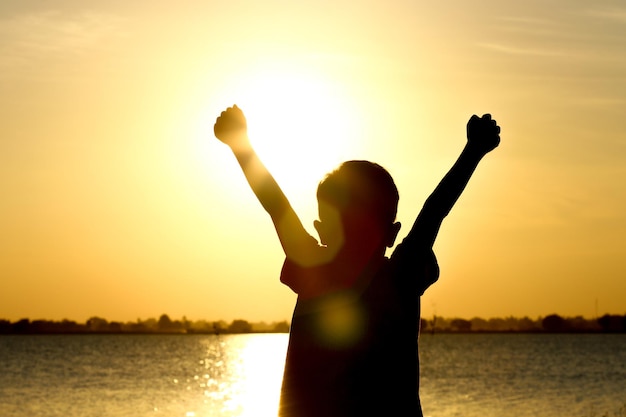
[214, 105, 319, 265]
[408, 114, 501, 247]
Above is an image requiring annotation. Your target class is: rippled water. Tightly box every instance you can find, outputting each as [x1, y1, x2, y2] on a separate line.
[0, 334, 287, 417]
[419, 333, 626, 417]
[0, 333, 624, 417]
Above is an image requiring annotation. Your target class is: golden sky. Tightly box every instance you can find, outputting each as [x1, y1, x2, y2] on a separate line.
[1, 1, 625, 323]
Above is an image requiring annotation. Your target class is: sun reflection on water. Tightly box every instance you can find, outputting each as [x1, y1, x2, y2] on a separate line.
[0, 334, 623, 417]
[186, 334, 288, 417]
[224, 334, 288, 417]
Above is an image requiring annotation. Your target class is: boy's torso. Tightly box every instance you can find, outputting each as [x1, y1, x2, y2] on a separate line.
[279, 246, 428, 416]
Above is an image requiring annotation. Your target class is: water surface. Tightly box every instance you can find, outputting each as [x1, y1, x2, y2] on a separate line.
[0, 333, 624, 417]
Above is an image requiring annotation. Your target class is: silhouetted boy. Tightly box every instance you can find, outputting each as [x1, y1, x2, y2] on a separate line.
[214, 105, 500, 416]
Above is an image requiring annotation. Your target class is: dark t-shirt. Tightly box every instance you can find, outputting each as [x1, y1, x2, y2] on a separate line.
[278, 236, 439, 417]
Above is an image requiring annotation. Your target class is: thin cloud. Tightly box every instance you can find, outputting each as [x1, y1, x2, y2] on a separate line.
[572, 97, 626, 107]
[479, 8, 626, 64]
[478, 13, 578, 58]
[583, 7, 626, 23]
[494, 15, 566, 37]
[0, 10, 126, 76]
[476, 42, 570, 58]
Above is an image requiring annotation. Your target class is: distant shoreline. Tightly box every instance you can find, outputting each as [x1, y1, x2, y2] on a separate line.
[1, 313, 624, 335]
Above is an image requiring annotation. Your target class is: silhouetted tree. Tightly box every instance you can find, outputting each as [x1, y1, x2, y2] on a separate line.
[108, 322, 122, 332]
[542, 314, 567, 332]
[567, 316, 600, 332]
[516, 316, 541, 332]
[488, 317, 508, 331]
[0, 313, 616, 334]
[158, 314, 173, 330]
[181, 316, 191, 332]
[186, 319, 211, 333]
[87, 317, 109, 332]
[597, 314, 625, 333]
[0, 319, 11, 334]
[126, 321, 148, 333]
[12, 319, 31, 333]
[29, 320, 48, 333]
[470, 317, 489, 331]
[157, 314, 184, 332]
[214, 321, 228, 334]
[451, 318, 472, 332]
[272, 321, 290, 333]
[228, 319, 252, 333]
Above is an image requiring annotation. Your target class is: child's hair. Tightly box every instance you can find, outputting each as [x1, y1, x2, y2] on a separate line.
[317, 160, 399, 226]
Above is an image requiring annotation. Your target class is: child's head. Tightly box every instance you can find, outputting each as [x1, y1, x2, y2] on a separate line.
[314, 160, 401, 256]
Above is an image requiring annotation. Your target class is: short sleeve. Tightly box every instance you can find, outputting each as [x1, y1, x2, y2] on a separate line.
[280, 255, 340, 299]
[389, 238, 439, 296]
[280, 245, 371, 299]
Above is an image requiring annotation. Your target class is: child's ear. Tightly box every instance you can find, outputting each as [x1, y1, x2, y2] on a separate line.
[386, 222, 401, 248]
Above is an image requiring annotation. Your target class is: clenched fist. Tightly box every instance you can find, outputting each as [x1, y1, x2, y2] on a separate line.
[214, 105, 248, 147]
[467, 114, 500, 154]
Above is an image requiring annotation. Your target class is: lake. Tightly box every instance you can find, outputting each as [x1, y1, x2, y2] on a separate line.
[0, 333, 624, 417]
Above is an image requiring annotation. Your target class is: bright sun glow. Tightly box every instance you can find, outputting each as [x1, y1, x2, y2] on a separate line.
[230, 65, 363, 200]
[227, 334, 289, 417]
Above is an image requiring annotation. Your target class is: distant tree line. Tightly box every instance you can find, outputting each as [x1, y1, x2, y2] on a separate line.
[420, 313, 626, 334]
[0, 314, 290, 335]
[1, 313, 624, 335]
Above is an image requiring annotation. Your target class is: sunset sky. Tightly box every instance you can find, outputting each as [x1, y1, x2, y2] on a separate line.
[1, 0, 625, 323]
